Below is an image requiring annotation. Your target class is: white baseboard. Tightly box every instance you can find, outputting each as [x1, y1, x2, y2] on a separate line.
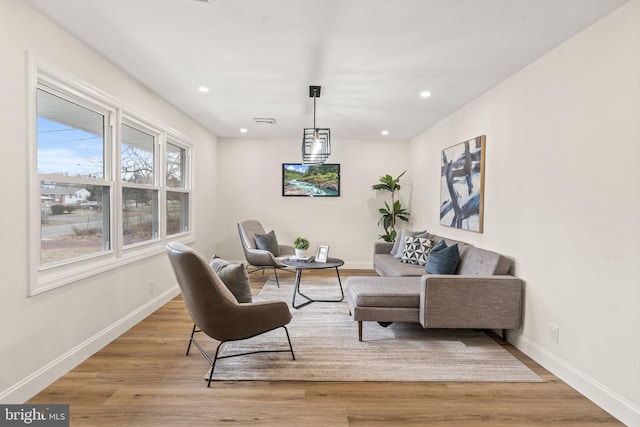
[0, 285, 180, 404]
[511, 334, 640, 427]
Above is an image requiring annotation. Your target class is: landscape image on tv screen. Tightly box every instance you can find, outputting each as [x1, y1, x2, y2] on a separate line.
[282, 163, 340, 197]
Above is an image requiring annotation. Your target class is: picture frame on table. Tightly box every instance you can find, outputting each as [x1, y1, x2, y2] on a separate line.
[315, 245, 329, 263]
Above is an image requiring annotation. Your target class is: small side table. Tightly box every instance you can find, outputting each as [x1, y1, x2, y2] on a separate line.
[280, 257, 345, 309]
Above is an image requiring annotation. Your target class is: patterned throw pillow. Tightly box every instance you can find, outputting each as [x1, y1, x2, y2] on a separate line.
[401, 236, 434, 265]
[392, 229, 428, 259]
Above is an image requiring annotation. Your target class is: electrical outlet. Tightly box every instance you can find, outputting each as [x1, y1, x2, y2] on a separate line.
[550, 324, 559, 344]
[148, 280, 155, 295]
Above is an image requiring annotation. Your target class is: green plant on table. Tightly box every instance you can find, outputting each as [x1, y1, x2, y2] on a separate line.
[293, 237, 310, 250]
[372, 171, 410, 242]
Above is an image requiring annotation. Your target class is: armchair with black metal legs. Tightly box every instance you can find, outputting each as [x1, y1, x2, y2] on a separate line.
[166, 242, 295, 387]
[237, 220, 295, 287]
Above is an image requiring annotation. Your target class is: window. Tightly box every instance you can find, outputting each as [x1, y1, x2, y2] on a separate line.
[121, 122, 159, 246]
[166, 141, 190, 235]
[36, 88, 111, 266]
[30, 63, 192, 295]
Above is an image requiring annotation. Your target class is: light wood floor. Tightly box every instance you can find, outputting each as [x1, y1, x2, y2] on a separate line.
[29, 269, 622, 426]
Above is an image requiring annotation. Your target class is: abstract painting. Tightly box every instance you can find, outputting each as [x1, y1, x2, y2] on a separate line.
[440, 136, 485, 232]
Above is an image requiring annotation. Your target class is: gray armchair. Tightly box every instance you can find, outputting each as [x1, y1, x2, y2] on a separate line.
[237, 219, 295, 287]
[166, 242, 295, 387]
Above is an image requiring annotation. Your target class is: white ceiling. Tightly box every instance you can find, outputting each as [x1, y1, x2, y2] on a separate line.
[24, 0, 628, 141]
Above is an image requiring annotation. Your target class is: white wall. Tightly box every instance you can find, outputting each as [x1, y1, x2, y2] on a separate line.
[409, 2, 640, 424]
[0, 0, 218, 402]
[214, 137, 410, 268]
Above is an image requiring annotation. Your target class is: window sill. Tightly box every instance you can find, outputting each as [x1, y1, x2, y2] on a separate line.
[30, 235, 195, 296]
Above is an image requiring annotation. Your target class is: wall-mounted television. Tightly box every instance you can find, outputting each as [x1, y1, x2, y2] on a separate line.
[282, 163, 340, 197]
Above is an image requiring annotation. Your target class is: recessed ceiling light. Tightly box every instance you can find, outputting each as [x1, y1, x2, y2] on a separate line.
[240, 128, 248, 133]
[420, 91, 432, 98]
[198, 86, 210, 93]
[381, 130, 389, 136]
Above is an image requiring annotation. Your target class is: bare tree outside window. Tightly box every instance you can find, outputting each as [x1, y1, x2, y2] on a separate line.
[121, 124, 158, 246]
[166, 142, 185, 188]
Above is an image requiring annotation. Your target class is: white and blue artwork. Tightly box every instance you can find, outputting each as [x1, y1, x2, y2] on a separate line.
[440, 136, 485, 233]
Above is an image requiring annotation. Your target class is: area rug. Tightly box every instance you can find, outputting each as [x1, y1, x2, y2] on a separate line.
[206, 277, 542, 383]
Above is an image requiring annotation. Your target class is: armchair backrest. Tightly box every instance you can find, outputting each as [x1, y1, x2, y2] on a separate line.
[166, 242, 242, 341]
[238, 219, 266, 250]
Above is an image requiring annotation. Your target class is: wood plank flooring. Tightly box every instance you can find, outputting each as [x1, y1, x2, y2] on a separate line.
[28, 269, 622, 426]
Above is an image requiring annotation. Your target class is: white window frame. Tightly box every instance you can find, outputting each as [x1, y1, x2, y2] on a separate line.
[164, 137, 193, 237]
[27, 57, 194, 296]
[119, 115, 162, 250]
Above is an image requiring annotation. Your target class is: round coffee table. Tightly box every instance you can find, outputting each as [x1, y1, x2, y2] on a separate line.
[280, 257, 344, 309]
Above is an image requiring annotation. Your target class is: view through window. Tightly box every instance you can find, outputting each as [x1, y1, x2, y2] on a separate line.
[37, 89, 110, 265]
[32, 70, 192, 293]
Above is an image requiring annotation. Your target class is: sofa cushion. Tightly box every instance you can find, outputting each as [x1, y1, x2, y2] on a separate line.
[456, 246, 512, 275]
[347, 276, 421, 308]
[210, 257, 253, 303]
[401, 236, 434, 265]
[254, 230, 281, 256]
[374, 254, 426, 276]
[425, 241, 460, 274]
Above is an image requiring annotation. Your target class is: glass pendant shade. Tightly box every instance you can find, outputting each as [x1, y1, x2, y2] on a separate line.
[302, 127, 331, 164]
[301, 85, 330, 164]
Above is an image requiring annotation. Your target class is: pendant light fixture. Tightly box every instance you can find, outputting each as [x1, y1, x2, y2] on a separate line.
[302, 85, 331, 164]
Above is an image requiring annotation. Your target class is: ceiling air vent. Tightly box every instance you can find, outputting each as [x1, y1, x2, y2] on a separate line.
[253, 118, 277, 125]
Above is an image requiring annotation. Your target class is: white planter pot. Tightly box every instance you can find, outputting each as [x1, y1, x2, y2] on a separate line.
[294, 249, 307, 258]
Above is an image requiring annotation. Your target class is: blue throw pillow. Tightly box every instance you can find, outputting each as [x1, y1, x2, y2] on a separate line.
[425, 241, 460, 274]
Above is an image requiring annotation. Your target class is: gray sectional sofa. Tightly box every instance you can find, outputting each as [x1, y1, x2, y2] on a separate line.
[346, 234, 523, 341]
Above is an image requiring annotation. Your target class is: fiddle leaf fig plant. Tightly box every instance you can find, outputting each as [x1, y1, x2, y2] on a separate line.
[372, 171, 410, 242]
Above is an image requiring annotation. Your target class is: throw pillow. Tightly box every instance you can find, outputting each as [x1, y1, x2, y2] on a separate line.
[425, 241, 460, 274]
[401, 236, 434, 265]
[210, 256, 253, 303]
[390, 228, 408, 257]
[254, 230, 281, 256]
[392, 228, 428, 259]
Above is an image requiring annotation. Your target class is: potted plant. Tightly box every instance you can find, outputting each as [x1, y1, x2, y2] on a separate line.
[293, 237, 310, 257]
[372, 171, 410, 242]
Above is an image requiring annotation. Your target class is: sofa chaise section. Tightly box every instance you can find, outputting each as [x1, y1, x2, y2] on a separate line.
[348, 234, 523, 341]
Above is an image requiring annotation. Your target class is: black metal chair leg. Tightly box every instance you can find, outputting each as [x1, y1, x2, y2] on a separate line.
[208, 341, 225, 388]
[186, 324, 197, 355]
[283, 326, 295, 360]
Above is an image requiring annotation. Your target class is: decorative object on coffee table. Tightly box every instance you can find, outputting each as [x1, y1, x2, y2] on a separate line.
[440, 135, 485, 232]
[315, 245, 329, 263]
[293, 236, 310, 258]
